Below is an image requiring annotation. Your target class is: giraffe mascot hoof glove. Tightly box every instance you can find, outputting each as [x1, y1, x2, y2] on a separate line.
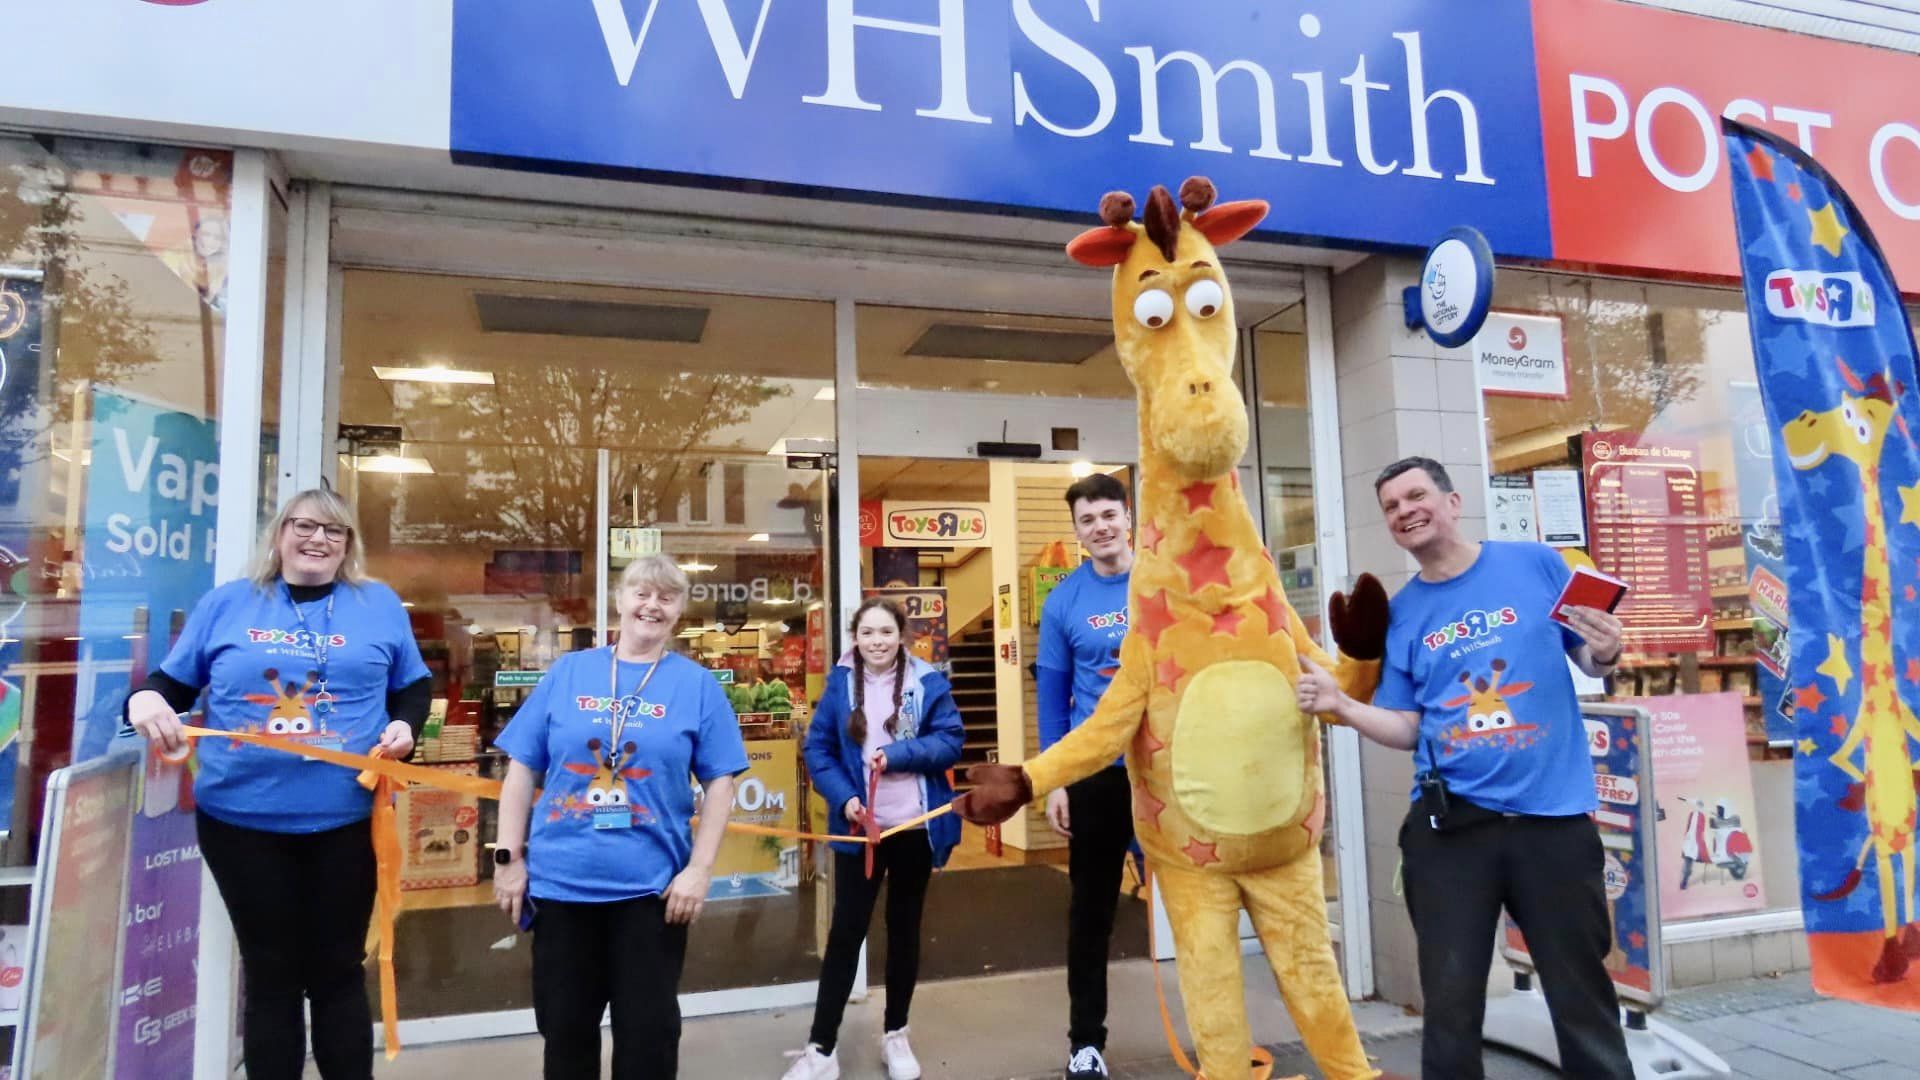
[953, 178, 1387, 1080]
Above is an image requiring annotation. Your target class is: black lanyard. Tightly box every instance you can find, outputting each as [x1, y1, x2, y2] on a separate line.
[285, 584, 336, 719]
[607, 648, 664, 746]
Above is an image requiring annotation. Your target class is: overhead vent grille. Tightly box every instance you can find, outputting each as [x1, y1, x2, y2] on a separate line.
[905, 323, 1110, 365]
[473, 293, 709, 343]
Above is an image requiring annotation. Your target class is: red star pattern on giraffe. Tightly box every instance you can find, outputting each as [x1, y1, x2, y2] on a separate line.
[1793, 683, 1828, 714]
[1133, 724, 1166, 760]
[1156, 654, 1186, 693]
[1180, 480, 1216, 513]
[1136, 589, 1178, 647]
[1182, 837, 1220, 868]
[1176, 531, 1234, 592]
[1139, 518, 1165, 554]
[1255, 586, 1290, 636]
[1134, 781, 1166, 830]
[1211, 608, 1246, 637]
[1746, 145, 1775, 182]
[1864, 577, 1881, 604]
[1830, 715, 1849, 738]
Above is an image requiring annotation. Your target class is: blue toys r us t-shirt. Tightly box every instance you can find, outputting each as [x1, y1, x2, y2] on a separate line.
[1375, 542, 1597, 817]
[494, 648, 750, 904]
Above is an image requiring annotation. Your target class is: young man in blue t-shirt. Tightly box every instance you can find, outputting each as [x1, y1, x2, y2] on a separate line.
[1297, 457, 1633, 1080]
[1036, 472, 1134, 1080]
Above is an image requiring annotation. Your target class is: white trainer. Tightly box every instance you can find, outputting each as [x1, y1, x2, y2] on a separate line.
[780, 1043, 839, 1080]
[881, 1027, 923, 1080]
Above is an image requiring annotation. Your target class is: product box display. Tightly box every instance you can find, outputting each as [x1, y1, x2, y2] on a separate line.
[398, 763, 482, 891]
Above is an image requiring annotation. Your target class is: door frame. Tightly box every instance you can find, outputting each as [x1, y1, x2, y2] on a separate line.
[271, 188, 1367, 1045]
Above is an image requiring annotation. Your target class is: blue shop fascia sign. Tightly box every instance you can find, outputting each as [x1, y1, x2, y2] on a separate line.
[452, 0, 1551, 257]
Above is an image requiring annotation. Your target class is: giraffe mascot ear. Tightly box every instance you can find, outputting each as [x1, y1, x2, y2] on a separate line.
[1066, 191, 1140, 267]
[1181, 174, 1270, 247]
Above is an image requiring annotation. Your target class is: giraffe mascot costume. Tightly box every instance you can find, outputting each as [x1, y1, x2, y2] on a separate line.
[956, 178, 1389, 1080]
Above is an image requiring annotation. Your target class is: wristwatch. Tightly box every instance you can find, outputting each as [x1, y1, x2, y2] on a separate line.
[493, 846, 518, 866]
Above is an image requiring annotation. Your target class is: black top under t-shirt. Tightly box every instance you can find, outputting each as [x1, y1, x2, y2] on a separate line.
[123, 579, 434, 742]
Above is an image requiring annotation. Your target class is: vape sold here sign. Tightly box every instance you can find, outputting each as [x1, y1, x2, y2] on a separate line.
[1474, 312, 1567, 399]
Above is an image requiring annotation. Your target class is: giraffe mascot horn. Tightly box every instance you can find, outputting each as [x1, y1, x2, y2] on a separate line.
[954, 178, 1391, 1080]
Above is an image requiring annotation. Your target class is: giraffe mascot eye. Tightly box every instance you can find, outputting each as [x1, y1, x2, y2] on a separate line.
[1185, 279, 1225, 319]
[605, 787, 629, 806]
[1133, 289, 1175, 329]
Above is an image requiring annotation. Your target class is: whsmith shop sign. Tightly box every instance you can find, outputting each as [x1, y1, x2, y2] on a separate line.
[451, 0, 1554, 255]
[8, 0, 1920, 282]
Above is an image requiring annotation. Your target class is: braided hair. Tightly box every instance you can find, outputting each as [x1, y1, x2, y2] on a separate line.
[848, 597, 909, 746]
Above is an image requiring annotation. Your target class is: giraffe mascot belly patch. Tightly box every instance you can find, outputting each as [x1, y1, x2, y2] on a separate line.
[954, 178, 1390, 1080]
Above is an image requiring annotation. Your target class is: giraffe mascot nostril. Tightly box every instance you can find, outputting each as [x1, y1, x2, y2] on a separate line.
[953, 177, 1391, 1080]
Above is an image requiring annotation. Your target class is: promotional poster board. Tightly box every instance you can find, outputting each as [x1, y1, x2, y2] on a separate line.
[1582, 433, 1713, 654]
[706, 739, 800, 902]
[863, 588, 949, 674]
[1635, 693, 1768, 920]
[1504, 704, 1661, 1006]
[15, 754, 137, 1080]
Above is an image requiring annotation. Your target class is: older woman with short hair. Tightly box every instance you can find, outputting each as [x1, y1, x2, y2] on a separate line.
[126, 487, 431, 1080]
[492, 552, 748, 1080]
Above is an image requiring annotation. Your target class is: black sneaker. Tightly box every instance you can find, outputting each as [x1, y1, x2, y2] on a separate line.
[1066, 1045, 1109, 1079]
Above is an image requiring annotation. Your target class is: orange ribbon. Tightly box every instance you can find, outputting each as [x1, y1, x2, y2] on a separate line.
[171, 725, 954, 1058]
[1144, 867, 1279, 1080]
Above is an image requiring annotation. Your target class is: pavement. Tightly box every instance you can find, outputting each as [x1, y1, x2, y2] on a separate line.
[333, 964, 1920, 1078]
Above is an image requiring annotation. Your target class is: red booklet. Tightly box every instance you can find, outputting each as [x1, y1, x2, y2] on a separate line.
[1551, 564, 1628, 627]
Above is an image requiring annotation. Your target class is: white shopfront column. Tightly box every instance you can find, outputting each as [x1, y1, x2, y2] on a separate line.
[1330, 254, 1491, 1012]
[195, 147, 276, 1080]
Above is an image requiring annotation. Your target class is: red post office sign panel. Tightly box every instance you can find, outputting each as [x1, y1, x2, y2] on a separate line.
[1534, 0, 1920, 286]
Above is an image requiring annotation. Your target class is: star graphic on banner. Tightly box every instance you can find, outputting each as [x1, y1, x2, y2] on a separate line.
[1808, 203, 1850, 257]
[1628, 930, 1647, 951]
[1181, 480, 1217, 513]
[1139, 518, 1165, 555]
[1907, 585, 1917, 604]
[1900, 483, 1920, 527]
[1818, 633, 1854, 695]
[1831, 503, 1867, 552]
[1176, 531, 1235, 592]
[1745, 144, 1775, 182]
[1802, 469, 1831, 498]
[1785, 515, 1821, 547]
[1830, 714, 1849, 738]
[1797, 737, 1817, 757]
[1906, 658, 1920, 684]
[1787, 182, 1803, 202]
[1793, 682, 1828, 714]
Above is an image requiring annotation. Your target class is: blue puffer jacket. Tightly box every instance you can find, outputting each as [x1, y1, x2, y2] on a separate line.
[803, 652, 965, 867]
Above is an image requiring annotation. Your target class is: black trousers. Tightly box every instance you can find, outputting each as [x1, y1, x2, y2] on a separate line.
[1399, 807, 1634, 1080]
[809, 830, 934, 1051]
[1066, 766, 1135, 1052]
[196, 810, 377, 1080]
[531, 895, 687, 1080]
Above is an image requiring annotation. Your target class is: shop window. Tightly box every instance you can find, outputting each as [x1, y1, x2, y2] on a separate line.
[723, 461, 746, 525]
[0, 137, 241, 853]
[338, 270, 835, 1012]
[1477, 269, 1796, 920]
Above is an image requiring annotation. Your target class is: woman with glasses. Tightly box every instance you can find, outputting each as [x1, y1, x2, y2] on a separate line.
[126, 488, 430, 1080]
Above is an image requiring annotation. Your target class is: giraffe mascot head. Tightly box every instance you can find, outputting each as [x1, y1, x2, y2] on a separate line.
[955, 179, 1391, 1080]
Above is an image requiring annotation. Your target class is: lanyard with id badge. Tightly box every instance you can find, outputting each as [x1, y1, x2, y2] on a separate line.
[594, 650, 663, 831]
[285, 584, 345, 756]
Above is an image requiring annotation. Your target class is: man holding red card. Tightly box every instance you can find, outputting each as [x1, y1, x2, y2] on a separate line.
[1295, 456, 1632, 1080]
